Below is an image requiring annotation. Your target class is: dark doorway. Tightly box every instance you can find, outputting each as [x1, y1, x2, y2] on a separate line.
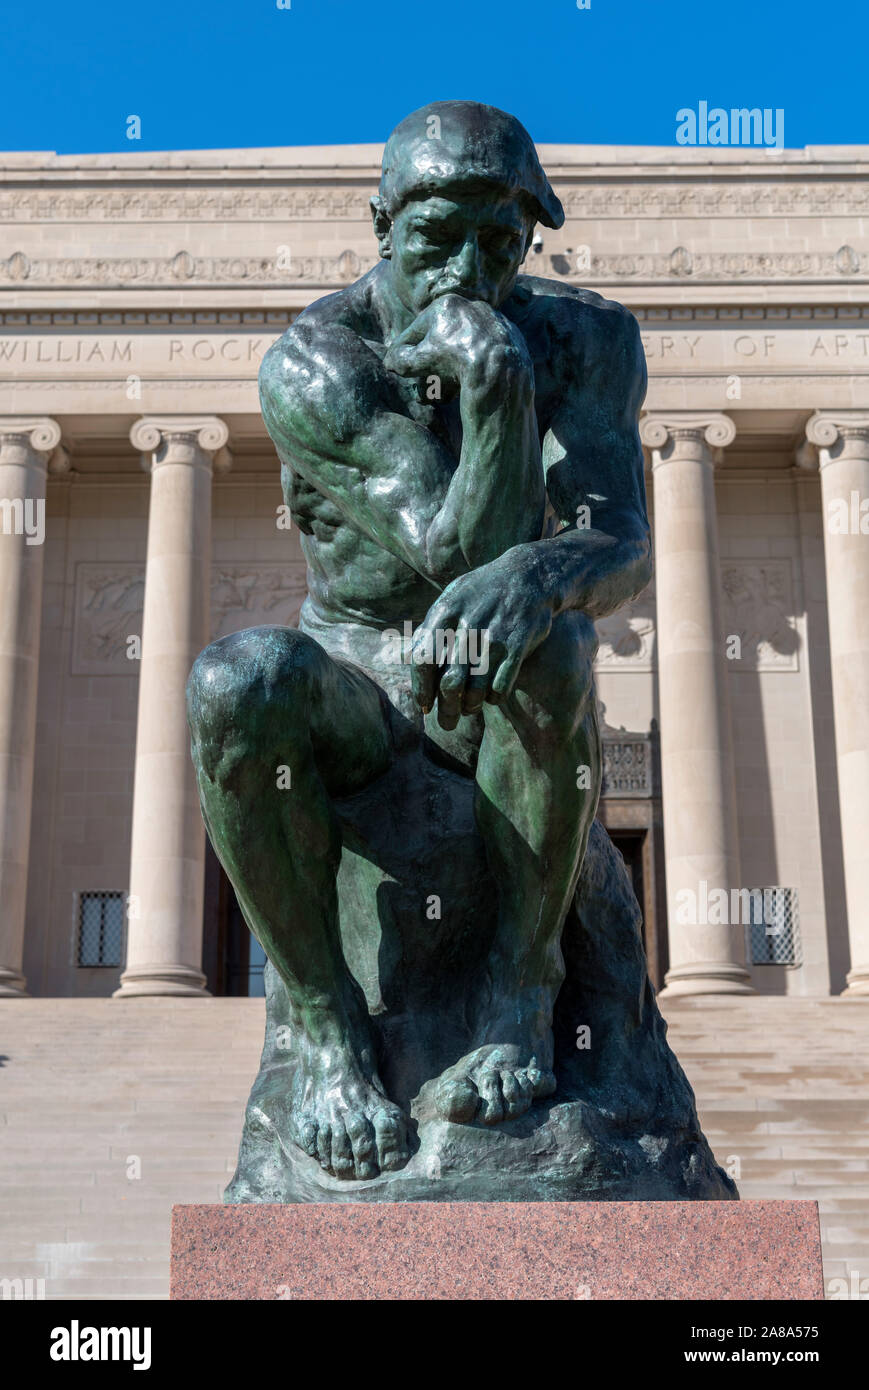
[607, 827, 666, 991]
[203, 832, 663, 995]
[610, 830, 645, 911]
[202, 841, 266, 997]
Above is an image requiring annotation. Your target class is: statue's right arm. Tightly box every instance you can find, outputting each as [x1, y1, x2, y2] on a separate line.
[260, 319, 464, 586]
[259, 315, 543, 588]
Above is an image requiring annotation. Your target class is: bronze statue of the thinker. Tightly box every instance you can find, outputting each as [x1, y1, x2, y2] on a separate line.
[187, 101, 735, 1201]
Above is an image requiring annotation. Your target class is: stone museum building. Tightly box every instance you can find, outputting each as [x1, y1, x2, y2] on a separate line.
[2, 139, 868, 1006]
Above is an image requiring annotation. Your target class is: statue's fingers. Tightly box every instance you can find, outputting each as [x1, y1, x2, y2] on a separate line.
[460, 669, 489, 715]
[436, 661, 468, 731]
[382, 343, 424, 377]
[488, 650, 524, 704]
[411, 607, 457, 711]
[383, 315, 435, 372]
[392, 308, 434, 347]
[410, 637, 439, 713]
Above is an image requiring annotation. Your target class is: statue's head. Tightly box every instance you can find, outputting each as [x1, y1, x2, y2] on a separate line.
[371, 100, 563, 314]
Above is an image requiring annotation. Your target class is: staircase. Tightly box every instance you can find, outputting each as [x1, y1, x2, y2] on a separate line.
[0, 996, 866, 1299]
[664, 995, 869, 1297]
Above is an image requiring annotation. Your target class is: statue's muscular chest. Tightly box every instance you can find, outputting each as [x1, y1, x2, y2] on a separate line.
[290, 304, 569, 547]
[361, 313, 563, 456]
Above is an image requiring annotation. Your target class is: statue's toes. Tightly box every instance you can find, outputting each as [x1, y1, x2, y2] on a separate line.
[329, 1121, 357, 1179]
[500, 1069, 532, 1119]
[298, 1117, 319, 1158]
[522, 1064, 557, 1101]
[346, 1114, 379, 1181]
[435, 1074, 479, 1124]
[373, 1107, 411, 1173]
[315, 1121, 334, 1172]
[477, 1070, 506, 1125]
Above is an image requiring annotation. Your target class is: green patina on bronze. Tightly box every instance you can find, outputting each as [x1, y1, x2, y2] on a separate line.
[187, 100, 736, 1201]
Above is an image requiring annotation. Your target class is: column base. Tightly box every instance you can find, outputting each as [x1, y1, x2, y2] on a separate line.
[113, 964, 210, 998]
[0, 966, 29, 997]
[840, 970, 869, 998]
[658, 962, 755, 999]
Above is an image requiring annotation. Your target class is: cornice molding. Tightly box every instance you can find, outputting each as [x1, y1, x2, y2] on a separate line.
[632, 305, 869, 322]
[538, 247, 864, 283]
[0, 309, 295, 327]
[4, 180, 869, 224]
[0, 247, 864, 291]
[1, 306, 868, 328]
[0, 250, 376, 289]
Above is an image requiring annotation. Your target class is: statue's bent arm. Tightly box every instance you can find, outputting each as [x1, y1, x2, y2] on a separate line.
[511, 297, 652, 622]
[259, 309, 546, 590]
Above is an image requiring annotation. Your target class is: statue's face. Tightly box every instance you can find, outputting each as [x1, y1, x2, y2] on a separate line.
[386, 188, 533, 314]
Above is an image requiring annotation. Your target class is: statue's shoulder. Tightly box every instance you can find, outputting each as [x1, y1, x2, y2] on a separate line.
[259, 270, 390, 448]
[511, 274, 644, 385]
[260, 270, 382, 391]
[514, 273, 639, 338]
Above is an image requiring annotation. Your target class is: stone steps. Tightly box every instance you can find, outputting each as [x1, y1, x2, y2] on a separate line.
[0, 996, 867, 1299]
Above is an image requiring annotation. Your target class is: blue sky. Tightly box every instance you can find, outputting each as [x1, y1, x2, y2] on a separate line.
[1, 0, 865, 154]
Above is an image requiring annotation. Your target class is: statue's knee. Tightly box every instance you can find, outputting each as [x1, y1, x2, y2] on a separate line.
[521, 611, 597, 715]
[187, 627, 317, 775]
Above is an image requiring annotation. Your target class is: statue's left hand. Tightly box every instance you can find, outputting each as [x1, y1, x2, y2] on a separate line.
[410, 546, 553, 729]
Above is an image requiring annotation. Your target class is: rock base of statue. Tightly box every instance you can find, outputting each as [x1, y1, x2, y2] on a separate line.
[225, 768, 736, 1202]
[171, 1200, 824, 1300]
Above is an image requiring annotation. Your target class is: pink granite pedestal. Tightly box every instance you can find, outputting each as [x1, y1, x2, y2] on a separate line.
[171, 1200, 824, 1300]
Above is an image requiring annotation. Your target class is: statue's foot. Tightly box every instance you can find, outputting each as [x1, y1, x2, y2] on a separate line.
[293, 1048, 412, 1181]
[433, 1041, 556, 1126]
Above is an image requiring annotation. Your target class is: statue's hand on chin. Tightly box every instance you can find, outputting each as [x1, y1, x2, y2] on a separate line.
[383, 292, 531, 399]
[410, 546, 554, 729]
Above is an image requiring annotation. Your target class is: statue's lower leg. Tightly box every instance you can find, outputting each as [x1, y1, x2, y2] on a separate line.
[433, 613, 601, 1125]
[187, 628, 412, 1179]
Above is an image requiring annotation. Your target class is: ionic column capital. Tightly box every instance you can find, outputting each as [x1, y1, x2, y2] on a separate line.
[130, 416, 232, 473]
[0, 416, 65, 471]
[640, 412, 736, 467]
[806, 411, 869, 465]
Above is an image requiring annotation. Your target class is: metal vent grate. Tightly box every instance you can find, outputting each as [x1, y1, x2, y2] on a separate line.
[745, 887, 801, 967]
[76, 891, 125, 968]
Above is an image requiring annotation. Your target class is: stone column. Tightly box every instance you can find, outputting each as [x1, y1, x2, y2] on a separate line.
[0, 418, 63, 996]
[640, 413, 753, 996]
[805, 412, 869, 995]
[115, 418, 229, 998]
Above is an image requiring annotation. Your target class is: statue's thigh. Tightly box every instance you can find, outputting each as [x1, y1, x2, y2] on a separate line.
[306, 648, 395, 798]
[513, 610, 597, 707]
[189, 624, 393, 801]
[486, 611, 598, 754]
